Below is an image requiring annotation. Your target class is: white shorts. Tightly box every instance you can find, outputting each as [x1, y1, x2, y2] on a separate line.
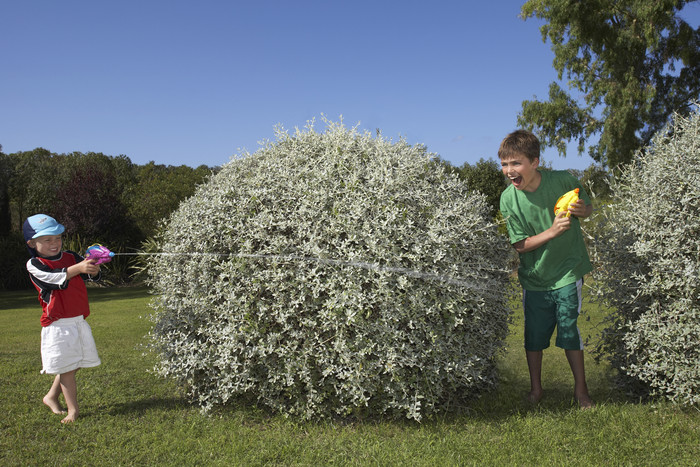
[41, 316, 101, 374]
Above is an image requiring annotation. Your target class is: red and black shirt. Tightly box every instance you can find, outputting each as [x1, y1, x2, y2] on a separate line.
[26, 251, 99, 327]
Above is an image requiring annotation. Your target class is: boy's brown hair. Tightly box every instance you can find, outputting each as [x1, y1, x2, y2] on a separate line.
[498, 130, 540, 162]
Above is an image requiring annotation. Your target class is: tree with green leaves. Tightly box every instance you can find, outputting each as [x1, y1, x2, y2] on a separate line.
[7, 148, 60, 231]
[55, 158, 138, 245]
[126, 162, 213, 238]
[519, 0, 700, 168]
[431, 157, 506, 218]
[0, 151, 11, 236]
[458, 158, 507, 218]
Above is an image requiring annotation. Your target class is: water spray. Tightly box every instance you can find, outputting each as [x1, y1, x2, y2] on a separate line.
[86, 244, 493, 291]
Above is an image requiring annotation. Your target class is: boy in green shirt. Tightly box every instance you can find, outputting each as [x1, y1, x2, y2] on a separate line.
[499, 130, 594, 409]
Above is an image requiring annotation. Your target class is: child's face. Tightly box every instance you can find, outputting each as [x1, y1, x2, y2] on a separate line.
[28, 235, 63, 258]
[501, 153, 541, 192]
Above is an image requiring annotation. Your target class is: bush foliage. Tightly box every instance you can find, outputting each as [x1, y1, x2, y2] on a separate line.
[146, 120, 512, 420]
[591, 107, 700, 406]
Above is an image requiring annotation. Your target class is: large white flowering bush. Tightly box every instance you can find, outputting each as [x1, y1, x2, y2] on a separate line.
[146, 120, 511, 420]
[591, 108, 700, 406]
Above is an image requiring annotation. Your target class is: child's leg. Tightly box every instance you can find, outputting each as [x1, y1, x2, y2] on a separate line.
[565, 349, 593, 408]
[523, 288, 555, 404]
[553, 280, 594, 408]
[59, 369, 79, 423]
[43, 375, 67, 414]
[526, 350, 544, 403]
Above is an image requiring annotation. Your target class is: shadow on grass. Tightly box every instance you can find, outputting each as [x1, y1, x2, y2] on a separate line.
[98, 370, 643, 428]
[426, 387, 585, 425]
[87, 285, 151, 303]
[0, 288, 37, 310]
[108, 396, 190, 416]
[1, 286, 151, 310]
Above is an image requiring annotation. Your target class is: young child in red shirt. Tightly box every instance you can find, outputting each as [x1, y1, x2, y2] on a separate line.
[23, 214, 102, 423]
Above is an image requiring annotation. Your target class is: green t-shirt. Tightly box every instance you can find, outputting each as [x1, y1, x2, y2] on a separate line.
[500, 170, 592, 291]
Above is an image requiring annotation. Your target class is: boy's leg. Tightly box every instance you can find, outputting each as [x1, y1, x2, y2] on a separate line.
[565, 350, 593, 408]
[554, 279, 594, 409]
[526, 350, 544, 403]
[43, 375, 67, 414]
[523, 289, 556, 403]
[59, 369, 79, 423]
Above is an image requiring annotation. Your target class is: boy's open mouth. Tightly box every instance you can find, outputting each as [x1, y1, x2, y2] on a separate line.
[510, 176, 523, 186]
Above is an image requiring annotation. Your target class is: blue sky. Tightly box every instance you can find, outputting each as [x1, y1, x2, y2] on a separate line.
[2, 1, 698, 171]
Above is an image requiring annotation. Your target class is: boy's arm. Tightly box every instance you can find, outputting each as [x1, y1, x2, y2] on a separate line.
[27, 257, 100, 289]
[66, 259, 100, 281]
[513, 200, 592, 254]
[27, 259, 69, 290]
[513, 210, 573, 254]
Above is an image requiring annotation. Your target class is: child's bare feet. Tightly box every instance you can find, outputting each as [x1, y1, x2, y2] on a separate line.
[61, 410, 78, 424]
[526, 389, 543, 404]
[43, 395, 67, 415]
[575, 394, 595, 409]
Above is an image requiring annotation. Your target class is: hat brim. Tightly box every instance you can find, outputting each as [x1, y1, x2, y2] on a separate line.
[31, 225, 65, 238]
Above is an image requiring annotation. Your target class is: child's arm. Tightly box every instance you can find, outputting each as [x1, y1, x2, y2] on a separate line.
[65, 258, 100, 281]
[513, 210, 573, 254]
[27, 257, 100, 291]
[513, 200, 592, 254]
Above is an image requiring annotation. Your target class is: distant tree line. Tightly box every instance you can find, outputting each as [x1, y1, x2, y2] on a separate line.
[0, 148, 215, 289]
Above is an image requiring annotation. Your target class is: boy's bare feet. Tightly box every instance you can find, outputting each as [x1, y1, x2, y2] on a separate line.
[43, 395, 67, 415]
[575, 394, 595, 409]
[526, 389, 543, 404]
[61, 410, 78, 424]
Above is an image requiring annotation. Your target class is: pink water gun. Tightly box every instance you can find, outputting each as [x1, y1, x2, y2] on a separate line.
[85, 244, 115, 265]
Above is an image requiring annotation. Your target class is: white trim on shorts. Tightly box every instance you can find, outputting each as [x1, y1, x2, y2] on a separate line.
[41, 315, 101, 374]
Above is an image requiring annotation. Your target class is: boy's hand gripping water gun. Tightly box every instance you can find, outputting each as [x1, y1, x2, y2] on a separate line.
[85, 244, 115, 265]
[554, 188, 580, 218]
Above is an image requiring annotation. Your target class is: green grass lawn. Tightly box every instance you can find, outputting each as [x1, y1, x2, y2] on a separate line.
[1, 285, 698, 466]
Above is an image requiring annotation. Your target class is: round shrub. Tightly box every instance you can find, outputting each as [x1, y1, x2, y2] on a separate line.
[146, 120, 511, 420]
[591, 108, 700, 406]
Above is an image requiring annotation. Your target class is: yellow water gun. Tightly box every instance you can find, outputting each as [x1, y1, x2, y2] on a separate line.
[554, 188, 579, 217]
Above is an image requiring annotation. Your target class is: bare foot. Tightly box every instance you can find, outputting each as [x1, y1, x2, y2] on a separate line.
[526, 390, 543, 404]
[43, 395, 67, 415]
[575, 394, 595, 409]
[61, 411, 78, 424]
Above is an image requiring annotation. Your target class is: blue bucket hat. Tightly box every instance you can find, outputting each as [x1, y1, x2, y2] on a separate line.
[23, 214, 65, 241]
[23, 215, 66, 257]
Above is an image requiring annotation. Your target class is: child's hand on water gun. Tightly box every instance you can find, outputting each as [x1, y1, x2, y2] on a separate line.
[554, 188, 580, 217]
[79, 258, 101, 275]
[67, 257, 100, 279]
[567, 198, 588, 218]
[550, 209, 572, 236]
[85, 244, 115, 265]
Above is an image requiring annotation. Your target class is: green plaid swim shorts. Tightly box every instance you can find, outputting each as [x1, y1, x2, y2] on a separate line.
[523, 279, 584, 351]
